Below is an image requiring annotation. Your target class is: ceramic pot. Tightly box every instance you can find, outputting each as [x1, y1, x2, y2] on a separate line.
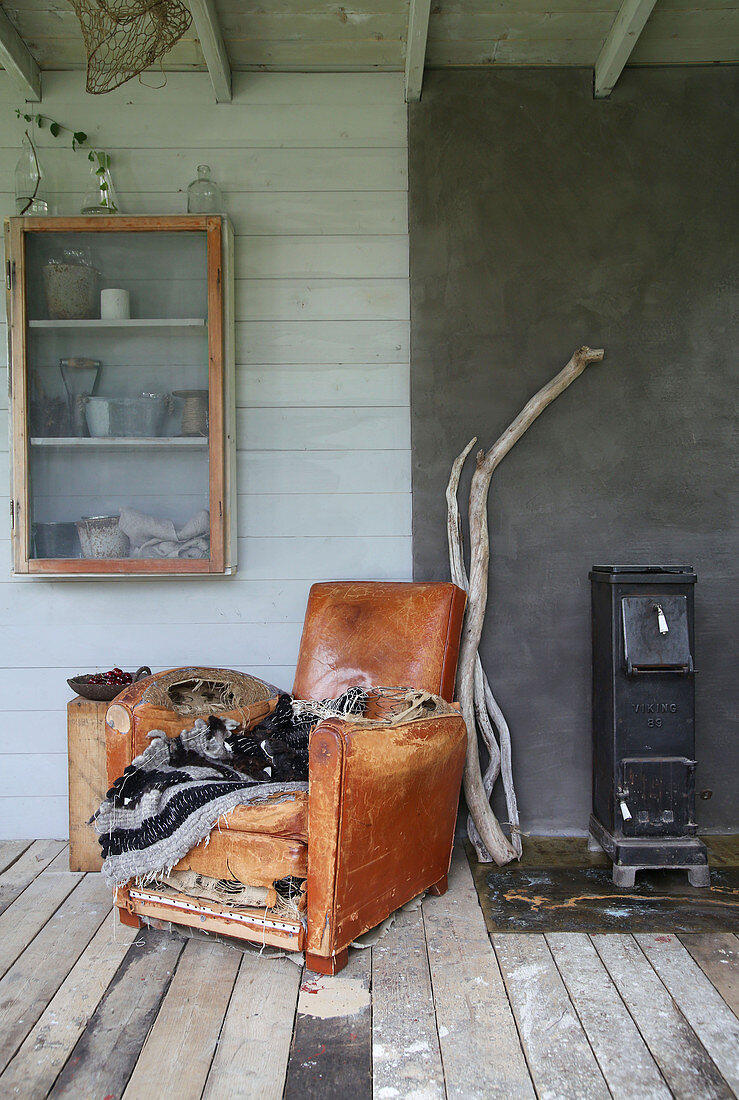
[76, 515, 130, 558]
[43, 263, 98, 320]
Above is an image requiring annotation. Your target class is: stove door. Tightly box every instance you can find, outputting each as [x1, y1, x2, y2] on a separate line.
[620, 756, 697, 837]
[621, 595, 692, 675]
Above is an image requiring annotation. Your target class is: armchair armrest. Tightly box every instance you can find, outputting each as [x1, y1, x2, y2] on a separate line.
[306, 712, 467, 961]
[105, 668, 276, 787]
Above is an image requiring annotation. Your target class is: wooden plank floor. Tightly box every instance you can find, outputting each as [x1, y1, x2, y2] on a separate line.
[0, 840, 736, 1100]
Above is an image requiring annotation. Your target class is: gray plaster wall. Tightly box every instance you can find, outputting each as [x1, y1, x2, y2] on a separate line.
[410, 67, 738, 834]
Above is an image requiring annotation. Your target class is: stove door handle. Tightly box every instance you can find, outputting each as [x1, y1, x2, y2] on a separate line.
[653, 602, 669, 635]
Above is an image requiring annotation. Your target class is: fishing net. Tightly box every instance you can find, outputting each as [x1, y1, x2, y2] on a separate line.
[69, 0, 192, 94]
[142, 667, 279, 715]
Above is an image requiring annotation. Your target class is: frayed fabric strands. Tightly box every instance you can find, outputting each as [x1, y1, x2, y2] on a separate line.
[95, 780, 305, 888]
[92, 689, 368, 887]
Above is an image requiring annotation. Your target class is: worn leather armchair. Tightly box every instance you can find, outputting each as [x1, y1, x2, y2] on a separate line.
[105, 581, 467, 974]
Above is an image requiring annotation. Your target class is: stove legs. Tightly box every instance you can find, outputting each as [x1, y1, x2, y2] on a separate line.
[688, 865, 711, 888]
[590, 816, 710, 890]
[587, 832, 602, 852]
[612, 862, 711, 889]
[612, 864, 636, 888]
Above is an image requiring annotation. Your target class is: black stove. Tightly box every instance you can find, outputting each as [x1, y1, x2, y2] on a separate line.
[588, 565, 709, 887]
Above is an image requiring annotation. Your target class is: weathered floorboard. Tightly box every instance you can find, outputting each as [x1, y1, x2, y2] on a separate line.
[0, 867, 82, 977]
[50, 927, 186, 1100]
[45, 843, 72, 871]
[0, 842, 736, 1100]
[0, 873, 112, 1073]
[493, 932, 611, 1100]
[679, 932, 739, 1014]
[0, 839, 31, 874]
[284, 948, 372, 1100]
[202, 952, 302, 1100]
[0, 838, 67, 915]
[424, 850, 534, 1100]
[636, 933, 739, 1093]
[593, 933, 733, 1100]
[121, 937, 242, 1100]
[546, 932, 670, 1100]
[0, 910, 137, 1099]
[372, 907, 445, 1099]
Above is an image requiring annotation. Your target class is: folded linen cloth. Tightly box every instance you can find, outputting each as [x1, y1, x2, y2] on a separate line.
[119, 507, 210, 559]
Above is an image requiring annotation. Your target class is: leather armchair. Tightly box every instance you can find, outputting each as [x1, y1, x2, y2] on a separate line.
[105, 581, 467, 974]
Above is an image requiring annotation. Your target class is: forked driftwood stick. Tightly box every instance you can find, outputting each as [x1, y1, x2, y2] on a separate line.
[447, 439, 518, 860]
[448, 346, 605, 865]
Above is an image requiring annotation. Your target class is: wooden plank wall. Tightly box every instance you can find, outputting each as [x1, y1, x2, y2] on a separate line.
[0, 70, 411, 838]
[4, 1, 739, 70]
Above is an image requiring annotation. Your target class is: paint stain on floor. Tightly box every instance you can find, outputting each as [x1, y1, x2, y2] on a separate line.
[299, 974, 371, 1018]
[471, 864, 739, 933]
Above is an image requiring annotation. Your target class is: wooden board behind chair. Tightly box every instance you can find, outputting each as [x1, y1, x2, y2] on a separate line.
[67, 697, 107, 872]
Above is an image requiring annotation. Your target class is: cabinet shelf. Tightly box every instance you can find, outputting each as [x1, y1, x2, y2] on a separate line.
[28, 318, 206, 330]
[31, 436, 208, 449]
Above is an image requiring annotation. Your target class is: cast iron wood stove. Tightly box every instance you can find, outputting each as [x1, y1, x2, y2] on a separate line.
[588, 565, 709, 888]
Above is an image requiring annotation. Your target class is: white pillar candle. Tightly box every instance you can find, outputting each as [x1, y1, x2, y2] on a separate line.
[100, 288, 130, 319]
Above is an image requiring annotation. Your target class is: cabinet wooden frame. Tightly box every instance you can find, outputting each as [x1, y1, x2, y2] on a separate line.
[5, 214, 236, 577]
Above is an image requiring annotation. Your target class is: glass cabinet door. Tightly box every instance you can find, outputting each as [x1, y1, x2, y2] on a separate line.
[7, 216, 233, 575]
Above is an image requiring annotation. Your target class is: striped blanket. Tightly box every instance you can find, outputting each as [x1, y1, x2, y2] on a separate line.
[92, 689, 366, 887]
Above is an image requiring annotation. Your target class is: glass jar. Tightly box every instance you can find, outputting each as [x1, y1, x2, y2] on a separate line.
[15, 132, 49, 216]
[60, 357, 101, 436]
[81, 154, 120, 215]
[187, 165, 222, 213]
[59, 246, 95, 268]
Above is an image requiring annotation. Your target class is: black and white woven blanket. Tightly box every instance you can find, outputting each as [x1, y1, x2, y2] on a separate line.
[93, 689, 366, 887]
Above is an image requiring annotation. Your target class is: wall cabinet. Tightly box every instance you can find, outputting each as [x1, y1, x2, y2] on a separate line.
[5, 215, 236, 576]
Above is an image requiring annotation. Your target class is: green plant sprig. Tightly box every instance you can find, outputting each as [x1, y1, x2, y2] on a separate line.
[16, 110, 111, 169]
[15, 110, 87, 150]
[15, 109, 117, 213]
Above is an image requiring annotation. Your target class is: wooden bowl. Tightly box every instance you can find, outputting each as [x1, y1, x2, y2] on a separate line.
[68, 666, 151, 701]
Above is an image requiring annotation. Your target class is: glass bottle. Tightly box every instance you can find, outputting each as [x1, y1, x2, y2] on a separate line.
[15, 132, 49, 215]
[187, 164, 222, 213]
[81, 153, 120, 215]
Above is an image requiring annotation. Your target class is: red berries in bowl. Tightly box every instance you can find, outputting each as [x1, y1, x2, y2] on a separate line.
[88, 667, 134, 686]
[68, 665, 150, 701]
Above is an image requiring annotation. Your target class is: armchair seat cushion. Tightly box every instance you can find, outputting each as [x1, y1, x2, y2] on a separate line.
[177, 788, 309, 889]
[212, 789, 308, 842]
[175, 828, 308, 888]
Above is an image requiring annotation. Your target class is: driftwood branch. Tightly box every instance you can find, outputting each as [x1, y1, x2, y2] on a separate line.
[447, 437, 518, 859]
[449, 346, 605, 864]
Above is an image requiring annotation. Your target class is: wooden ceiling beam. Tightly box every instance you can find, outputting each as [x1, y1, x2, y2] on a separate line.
[405, 0, 432, 103]
[187, 0, 232, 102]
[594, 0, 658, 99]
[0, 8, 41, 102]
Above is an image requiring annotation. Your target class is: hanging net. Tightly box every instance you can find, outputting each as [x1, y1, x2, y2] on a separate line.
[69, 0, 192, 94]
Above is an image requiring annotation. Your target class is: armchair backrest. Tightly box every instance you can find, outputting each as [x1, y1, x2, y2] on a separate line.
[292, 581, 466, 703]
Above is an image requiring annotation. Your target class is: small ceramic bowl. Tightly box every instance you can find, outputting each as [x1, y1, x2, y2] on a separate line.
[68, 665, 151, 701]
